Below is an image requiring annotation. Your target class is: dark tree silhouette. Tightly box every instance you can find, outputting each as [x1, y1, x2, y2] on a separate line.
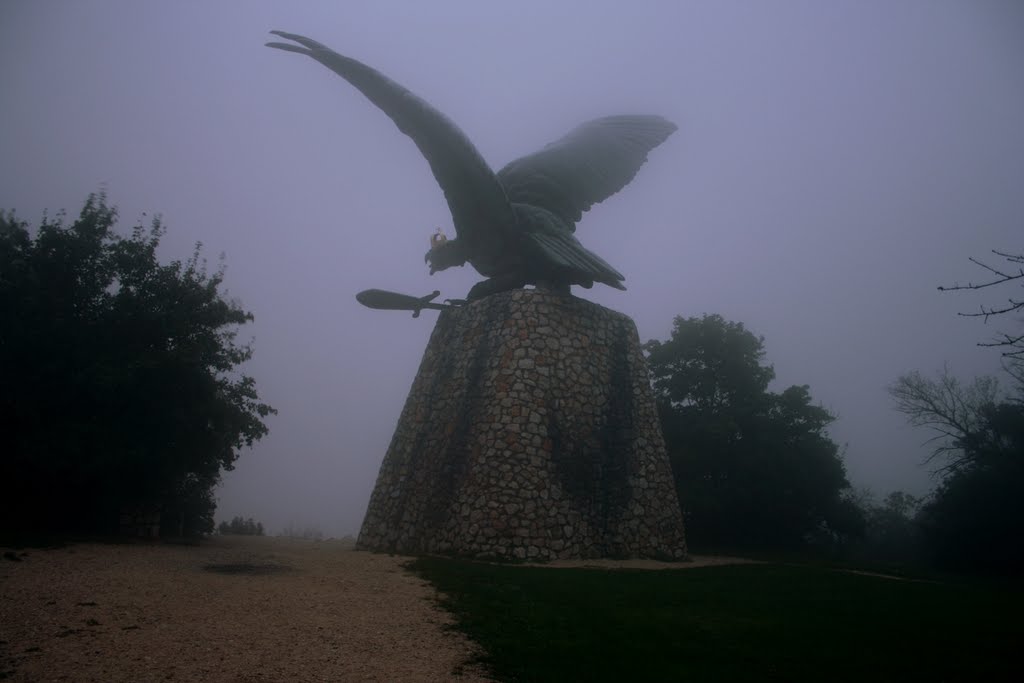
[889, 367, 1023, 573]
[888, 369, 1000, 475]
[0, 194, 275, 537]
[887, 248, 1024, 573]
[646, 314, 858, 550]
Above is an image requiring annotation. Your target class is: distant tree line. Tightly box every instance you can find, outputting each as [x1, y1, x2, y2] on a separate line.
[0, 194, 275, 538]
[218, 516, 265, 536]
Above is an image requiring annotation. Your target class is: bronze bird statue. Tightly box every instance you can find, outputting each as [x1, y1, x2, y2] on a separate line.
[266, 31, 677, 301]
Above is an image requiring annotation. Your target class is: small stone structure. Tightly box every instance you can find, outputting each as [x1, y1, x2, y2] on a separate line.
[357, 289, 687, 560]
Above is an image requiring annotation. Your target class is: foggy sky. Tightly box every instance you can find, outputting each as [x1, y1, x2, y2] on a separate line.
[2, 1, 1022, 536]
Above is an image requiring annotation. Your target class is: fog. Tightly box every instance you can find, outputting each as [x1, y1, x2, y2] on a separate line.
[2, 1, 1021, 537]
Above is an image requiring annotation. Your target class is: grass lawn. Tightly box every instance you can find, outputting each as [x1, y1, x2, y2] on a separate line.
[410, 558, 1020, 682]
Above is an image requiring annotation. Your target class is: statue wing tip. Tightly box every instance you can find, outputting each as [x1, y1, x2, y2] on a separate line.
[265, 42, 309, 55]
[267, 30, 330, 52]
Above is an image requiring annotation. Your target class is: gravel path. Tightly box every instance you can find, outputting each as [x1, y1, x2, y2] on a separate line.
[0, 536, 492, 682]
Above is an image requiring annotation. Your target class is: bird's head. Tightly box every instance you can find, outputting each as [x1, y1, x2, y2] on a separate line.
[424, 229, 467, 275]
[430, 227, 447, 249]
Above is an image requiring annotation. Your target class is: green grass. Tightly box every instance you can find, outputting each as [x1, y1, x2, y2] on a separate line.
[409, 558, 1021, 682]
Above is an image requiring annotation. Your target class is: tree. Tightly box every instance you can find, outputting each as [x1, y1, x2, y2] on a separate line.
[0, 193, 275, 537]
[888, 369, 1001, 474]
[646, 314, 857, 550]
[888, 250, 1024, 573]
[939, 249, 1023, 362]
[889, 367, 1023, 573]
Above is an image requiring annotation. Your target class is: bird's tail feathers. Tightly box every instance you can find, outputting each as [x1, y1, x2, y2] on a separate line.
[529, 231, 625, 289]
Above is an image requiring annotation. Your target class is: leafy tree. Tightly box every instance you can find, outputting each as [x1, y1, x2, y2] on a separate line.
[890, 368, 1023, 573]
[0, 193, 275, 537]
[646, 314, 857, 550]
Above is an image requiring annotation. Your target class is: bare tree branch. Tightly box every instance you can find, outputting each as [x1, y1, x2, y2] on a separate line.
[938, 250, 1024, 293]
[939, 249, 1024, 356]
[888, 368, 1000, 475]
[992, 249, 1024, 263]
[957, 300, 1023, 319]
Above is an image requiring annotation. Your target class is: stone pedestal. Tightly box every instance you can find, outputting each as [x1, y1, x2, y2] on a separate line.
[356, 289, 687, 560]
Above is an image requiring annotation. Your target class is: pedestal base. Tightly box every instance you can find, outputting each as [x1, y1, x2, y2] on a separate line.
[357, 289, 687, 560]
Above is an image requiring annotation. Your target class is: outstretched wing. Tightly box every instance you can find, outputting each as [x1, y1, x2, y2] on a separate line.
[266, 31, 515, 248]
[496, 115, 677, 229]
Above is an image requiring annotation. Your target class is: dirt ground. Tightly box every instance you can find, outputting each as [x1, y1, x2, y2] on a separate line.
[1, 536, 754, 682]
[0, 536, 492, 682]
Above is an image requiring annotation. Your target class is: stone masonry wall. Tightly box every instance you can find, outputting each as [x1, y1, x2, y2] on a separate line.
[356, 289, 687, 561]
